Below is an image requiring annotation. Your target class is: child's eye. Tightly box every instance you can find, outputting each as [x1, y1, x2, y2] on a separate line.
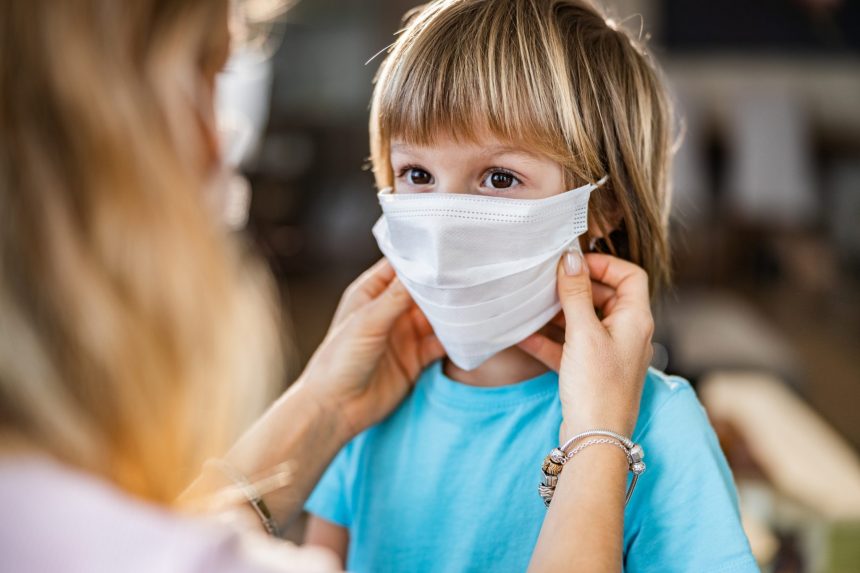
[482, 170, 521, 190]
[407, 168, 434, 185]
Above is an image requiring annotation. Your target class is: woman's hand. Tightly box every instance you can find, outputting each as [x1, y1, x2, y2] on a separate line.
[518, 251, 654, 440]
[524, 251, 653, 572]
[186, 259, 441, 529]
[296, 258, 445, 441]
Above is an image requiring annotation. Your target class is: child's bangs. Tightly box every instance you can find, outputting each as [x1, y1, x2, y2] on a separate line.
[375, 2, 570, 158]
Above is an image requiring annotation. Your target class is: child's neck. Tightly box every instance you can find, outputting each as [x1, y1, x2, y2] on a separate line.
[443, 346, 549, 387]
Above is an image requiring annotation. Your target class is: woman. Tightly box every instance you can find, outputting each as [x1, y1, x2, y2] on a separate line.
[0, 0, 653, 571]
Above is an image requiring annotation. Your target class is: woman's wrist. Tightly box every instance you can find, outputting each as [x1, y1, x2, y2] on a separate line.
[560, 415, 637, 445]
[531, 433, 628, 572]
[182, 378, 356, 530]
[289, 379, 353, 445]
[550, 443, 630, 510]
[290, 376, 361, 447]
[560, 442, 630, 478]
[540, 429, 646, 511]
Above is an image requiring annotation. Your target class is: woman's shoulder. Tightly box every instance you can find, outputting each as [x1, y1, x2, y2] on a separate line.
[0, 456, 338, 573]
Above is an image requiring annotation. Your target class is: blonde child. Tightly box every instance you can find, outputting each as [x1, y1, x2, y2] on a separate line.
[304, 1, 757, 572]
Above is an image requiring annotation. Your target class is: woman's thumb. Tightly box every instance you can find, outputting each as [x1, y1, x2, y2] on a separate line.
[357, 276, 414, 336]
[557, 249, 600, 329]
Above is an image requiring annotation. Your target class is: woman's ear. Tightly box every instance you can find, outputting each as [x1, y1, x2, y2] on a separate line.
[191, 71, 222, 173]
[194, 1, 231, 171]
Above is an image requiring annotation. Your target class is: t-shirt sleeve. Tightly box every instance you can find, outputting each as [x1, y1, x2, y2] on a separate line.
[624, 385, 759, 573]
[304, 443, 353, 528]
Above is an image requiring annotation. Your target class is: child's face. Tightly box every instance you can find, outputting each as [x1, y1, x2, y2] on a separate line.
[390, 133, 565, 199]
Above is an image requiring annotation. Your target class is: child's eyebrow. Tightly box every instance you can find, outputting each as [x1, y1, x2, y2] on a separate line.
[479, 146, 542, 160]
[390, 143, 541, 161]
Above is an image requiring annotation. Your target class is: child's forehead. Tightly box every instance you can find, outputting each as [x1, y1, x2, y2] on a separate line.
[390, 131, 544, 159]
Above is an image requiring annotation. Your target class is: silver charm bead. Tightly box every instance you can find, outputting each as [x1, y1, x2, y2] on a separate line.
[628, 444, 644, 463]
[549, 448, 566, 464]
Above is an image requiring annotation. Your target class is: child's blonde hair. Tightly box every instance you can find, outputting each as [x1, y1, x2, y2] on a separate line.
[370, 0, 674, 292]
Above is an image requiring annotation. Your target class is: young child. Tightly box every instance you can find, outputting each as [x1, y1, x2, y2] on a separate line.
[304, 1, 757, 571]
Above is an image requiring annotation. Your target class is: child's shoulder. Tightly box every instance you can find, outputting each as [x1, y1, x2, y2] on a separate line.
[642, 367, 693, 405]
[635, 367, 712, 443]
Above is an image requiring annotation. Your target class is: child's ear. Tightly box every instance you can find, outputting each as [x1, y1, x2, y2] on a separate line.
[584, 205, 619, 248]
[582, 208, 630, 260]
[585, 223, 631, 260]
[586, 218, 608, 247]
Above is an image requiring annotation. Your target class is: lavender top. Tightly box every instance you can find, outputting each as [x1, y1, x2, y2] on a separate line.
[0, 457, 338, 573]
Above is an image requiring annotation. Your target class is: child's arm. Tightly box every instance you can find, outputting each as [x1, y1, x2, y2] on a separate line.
[304, 515, 349, 567]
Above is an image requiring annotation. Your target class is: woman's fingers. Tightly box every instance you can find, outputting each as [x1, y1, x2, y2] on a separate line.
[332, 279, 414, 350]
[330, 258, 440, 379]
[418, 333, 446, 367]
[349, 277, 414, 340]
[556, 250, 602, 337]
[584, 253, 654, 344]
[583, 253, 649, 313]
[551, 281, 616, 327]
[591, 282, 617, 315]
[518, 332, 563, 372]
[409, 305, 435, 338]
[333, 259, 396, 326]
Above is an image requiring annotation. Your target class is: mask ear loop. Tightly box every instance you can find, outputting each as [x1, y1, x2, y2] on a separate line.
[586, 175, 611, 253]
[587, 176, 627, 256]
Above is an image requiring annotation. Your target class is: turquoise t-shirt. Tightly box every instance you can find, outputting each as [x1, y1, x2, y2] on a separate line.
[306, 362, 758, 573]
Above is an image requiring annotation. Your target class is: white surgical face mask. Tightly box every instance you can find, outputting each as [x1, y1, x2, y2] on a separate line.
[372, 177, 607, 370]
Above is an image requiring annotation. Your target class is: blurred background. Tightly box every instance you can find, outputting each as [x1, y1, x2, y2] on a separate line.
[220, 1, 860, 570]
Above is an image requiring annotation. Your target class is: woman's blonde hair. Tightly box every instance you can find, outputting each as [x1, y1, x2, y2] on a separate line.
[370, 0, 674, 291]
[0, 0, 281, 503]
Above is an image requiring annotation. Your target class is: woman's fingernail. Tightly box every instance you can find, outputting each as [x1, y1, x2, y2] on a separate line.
[563, 250, 583, 276]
